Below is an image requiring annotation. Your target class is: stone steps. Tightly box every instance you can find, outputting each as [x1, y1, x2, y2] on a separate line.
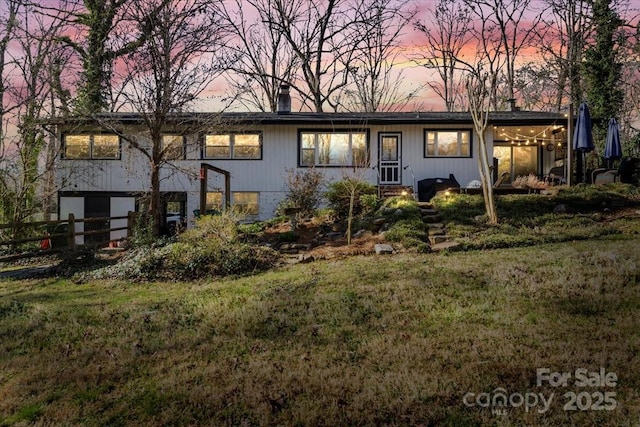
[421, 205, 460, 252]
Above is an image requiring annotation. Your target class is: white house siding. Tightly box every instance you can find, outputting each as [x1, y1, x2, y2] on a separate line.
[368, 124, 485, 190]
[56, 113, 573, 225]
[59, 197, 84, 246]
[110, 197, 135, 241]
[57, 123, 488, 222]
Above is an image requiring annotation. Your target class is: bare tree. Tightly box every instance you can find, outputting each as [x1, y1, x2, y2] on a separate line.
[268, 0, 367, 112]
[104, 0, 228, 235]
[0, 0, 69, 229]
[465, 67, 497, 223]
[0, 0, 18, 154]
[463, 0, 542, 109]
[534, 0, 593, 111]
[511, 63, 562, 111]
[414, 0, 472, 112]
[619, 10, 640, 155]
[338, 0, 418, 112]
[217, 0, 298, 112]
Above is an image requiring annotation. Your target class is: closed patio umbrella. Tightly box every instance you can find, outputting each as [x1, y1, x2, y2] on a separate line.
[604, 118, 622, 168]
[572, 102, 594, 183]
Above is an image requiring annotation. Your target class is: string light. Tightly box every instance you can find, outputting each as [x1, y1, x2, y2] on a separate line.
[498, 124, 565, 145]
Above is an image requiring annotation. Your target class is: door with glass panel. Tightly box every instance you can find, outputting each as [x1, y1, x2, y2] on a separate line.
[493, 145, 538, 184]
[379, 133, 401, 184]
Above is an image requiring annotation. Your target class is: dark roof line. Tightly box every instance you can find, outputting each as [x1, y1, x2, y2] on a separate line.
[51, 110, 567, 126]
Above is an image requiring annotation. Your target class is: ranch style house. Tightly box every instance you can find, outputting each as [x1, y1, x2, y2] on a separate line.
[52, 102, 568, 244]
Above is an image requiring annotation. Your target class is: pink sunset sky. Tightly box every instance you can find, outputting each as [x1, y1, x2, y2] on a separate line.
[2, 0, 637, 113]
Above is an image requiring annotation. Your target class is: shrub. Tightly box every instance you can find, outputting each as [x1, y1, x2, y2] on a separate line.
[384, 218, 429, 249]
[277, 168, 325, 218]
[325, 179, 377, 219]
[85, 211, 280, 281]
[512, 174, 548, 189]
[359, 193, 379, 215]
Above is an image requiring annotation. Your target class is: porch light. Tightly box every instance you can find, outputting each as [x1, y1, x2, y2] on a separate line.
[199, 167, 205, 180]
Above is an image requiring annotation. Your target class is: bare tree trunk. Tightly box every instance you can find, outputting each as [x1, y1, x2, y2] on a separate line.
[466, 70, 498, 224]
[150, 161, 161, 237]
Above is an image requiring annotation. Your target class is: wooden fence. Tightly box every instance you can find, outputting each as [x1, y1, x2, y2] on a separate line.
[0, 212, 138, 262]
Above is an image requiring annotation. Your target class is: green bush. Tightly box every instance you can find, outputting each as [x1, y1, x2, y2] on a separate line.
[384, 218, 430, 252]
[325, 179, 377, 219]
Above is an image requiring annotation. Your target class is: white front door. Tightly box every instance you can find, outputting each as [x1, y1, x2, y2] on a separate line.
[379, 133, 401, 184]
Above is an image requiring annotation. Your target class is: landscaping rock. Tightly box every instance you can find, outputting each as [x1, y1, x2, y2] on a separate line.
[290, 243, 312, 251]
[430, 241, 460, 252]
[420, 208, 438, 216]
[297, 254, 315, 263]
[353, 229, 366, 238]
[422, 214, 443, 223]
[554, 204, 568, 214]
[373, 218, 387, 226]
[417, 202, 433, 209]
[473, 215, 487, 223]
[394, 209, 403, 216]
[428, 228, 446, 236]
[326, 231, 343, 239]
[374, 244, 394, 255]
[429, 235, 449, 245]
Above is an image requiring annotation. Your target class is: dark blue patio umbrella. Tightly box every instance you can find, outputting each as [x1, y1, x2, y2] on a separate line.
[572, 102, 594, 182]
[604, 118, 622, 167]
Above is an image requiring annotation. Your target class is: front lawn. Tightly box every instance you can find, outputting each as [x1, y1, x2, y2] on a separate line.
[1, 236, 639, 426]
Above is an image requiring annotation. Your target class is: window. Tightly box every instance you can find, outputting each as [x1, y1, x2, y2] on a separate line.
[63, 134, 120, 159]
[300, 131, 368, 166]
[233, 192, 259, 215]
[204, 133, 261, 159]
[206, 192, 224, 212]
[162, 135, 185, 160]
[205, 191, 259, 216]
[424, 130, 471, 157]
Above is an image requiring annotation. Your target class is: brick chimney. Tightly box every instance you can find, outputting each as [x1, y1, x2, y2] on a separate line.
[277, 84, 291, 115]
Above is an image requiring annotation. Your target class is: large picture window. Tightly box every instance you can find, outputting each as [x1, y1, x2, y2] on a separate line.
[204, 133, 261, 159]
[300, 131, 368, 166]
[63, 134, 120, 159]
[424, 130, 471, 157]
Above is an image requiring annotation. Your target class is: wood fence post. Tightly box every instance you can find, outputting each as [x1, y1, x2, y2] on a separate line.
[127, 211, 135, 238]
[68, 213, 77, 252]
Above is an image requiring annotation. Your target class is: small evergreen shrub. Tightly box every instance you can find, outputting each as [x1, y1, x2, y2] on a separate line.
[325, 179, 377, 219]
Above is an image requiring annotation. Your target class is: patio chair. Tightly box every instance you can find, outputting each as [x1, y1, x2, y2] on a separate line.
[592, 157, 640, 185]
[493, 171, 509, 188]
[546, 166, 565, 186]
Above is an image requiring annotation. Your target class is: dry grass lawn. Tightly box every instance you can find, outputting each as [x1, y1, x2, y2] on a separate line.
[1, 236, 640, 426]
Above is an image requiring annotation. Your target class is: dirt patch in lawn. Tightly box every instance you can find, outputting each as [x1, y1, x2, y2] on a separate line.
[260, 218, 389, 259]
